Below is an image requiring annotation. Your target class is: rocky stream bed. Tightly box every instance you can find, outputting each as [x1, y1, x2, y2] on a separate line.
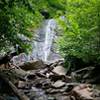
[0, 53, 100, 100]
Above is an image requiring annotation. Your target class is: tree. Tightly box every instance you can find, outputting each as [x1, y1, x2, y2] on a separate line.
[0, 0, 66, 53]
[57, 0, 100, 69]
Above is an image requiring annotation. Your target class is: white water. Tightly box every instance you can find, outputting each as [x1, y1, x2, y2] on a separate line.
[12, 19, 63, 64]
[31, 19, 56, 62]
[43, 19, 56, 61]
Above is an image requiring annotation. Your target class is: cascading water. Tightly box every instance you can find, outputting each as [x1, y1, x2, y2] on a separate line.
[12, 19, 63, 64]
[31, 19, 56, 62]
[43, 19, 56, 61]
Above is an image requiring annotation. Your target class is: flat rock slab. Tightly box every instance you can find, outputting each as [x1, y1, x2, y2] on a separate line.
[19, 60, 45, 70]
[52, 66, 67, 75]
[52, 80, 65, 88]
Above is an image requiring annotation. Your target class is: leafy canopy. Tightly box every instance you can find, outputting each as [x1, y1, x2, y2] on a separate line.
[0, 0, 66, 53]
[57, 0, 100, 65]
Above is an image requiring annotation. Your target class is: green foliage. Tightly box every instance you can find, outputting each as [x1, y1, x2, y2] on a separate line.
[58, 0, 100, 67]
[0, 0, 41, 53]
[0, 0, 66, 53]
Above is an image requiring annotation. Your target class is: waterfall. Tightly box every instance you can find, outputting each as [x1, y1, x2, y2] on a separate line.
[43, 19, 56, 61]
[31, 19, 63, 62]
[31, 19, 56, 62]
[11, 19, 63, 64]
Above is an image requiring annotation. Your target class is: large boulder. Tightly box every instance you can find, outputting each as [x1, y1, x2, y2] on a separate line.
[11, 53, 46, 70]
[72, 84, 93, 100]
[19, 59, 46, 70]
[52, 66, 67, 75]
[11, 53, 28, 65]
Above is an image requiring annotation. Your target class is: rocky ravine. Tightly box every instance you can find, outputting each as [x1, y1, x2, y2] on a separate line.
[0, 54, 100, 100]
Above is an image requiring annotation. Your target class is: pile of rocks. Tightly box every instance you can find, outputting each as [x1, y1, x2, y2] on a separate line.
[14, 59, 100, 100]
[0, 54, 100, 100]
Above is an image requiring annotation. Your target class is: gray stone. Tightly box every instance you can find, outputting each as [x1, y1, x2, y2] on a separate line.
[52, 80, 65, 88]
[52, 66, 67, 75]
[19, 59, 45, 70]
[18, 81, 26, 88]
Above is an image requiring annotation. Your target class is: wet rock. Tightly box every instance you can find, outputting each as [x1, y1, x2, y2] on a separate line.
[29, 87, 47, 100]
[48, 96, 56, 100]
[31, 78, 51, 89]
[55, 95, 71, 100]
[46, 72, 53, 78]
[19, 59, 45, 70]
[52, 66, 67, 75]
[52, 80, 65, 89]
[46, 87, 68, 94]
[17, 81, 26, 89]
[45, 88, 52, 94]
[64, 85, 74, 92]
[11, 53, 46, 70]
[13, 68, 27, 78]
[42, 79, 51, 89]
[49, 74, 68, 82]
[26, 74, 36, 80]
[48, 89, 62, 94]
[39, 68, 49, 75]
[55, 59, 64, 66]
[36, 72, 46, 78]
[93, 89, 100, 97]
[49, 59, 64, 68]
[11, 53, 28, 65]
[72, 84, 94, 100]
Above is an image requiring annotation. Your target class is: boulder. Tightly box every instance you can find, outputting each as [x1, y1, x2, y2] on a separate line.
[72, 84, 94, 100]
[52, 66, 67, 75]
[11, 53, 28, 65]
[11, 53, 46, 70]
[18, 81, 26, 89]
[52, 80, 65, 88]
[19, 59, 46, 71]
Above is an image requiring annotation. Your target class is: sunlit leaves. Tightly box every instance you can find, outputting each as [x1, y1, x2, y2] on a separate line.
[0, 0, 66, 52]
[58, 0, 100, 64]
